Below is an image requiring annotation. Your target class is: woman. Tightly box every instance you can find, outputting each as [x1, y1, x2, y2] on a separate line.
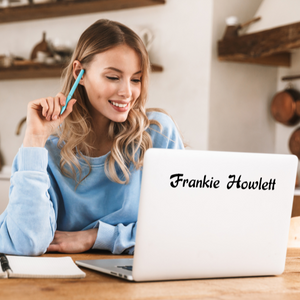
[0, 19, 184, 256]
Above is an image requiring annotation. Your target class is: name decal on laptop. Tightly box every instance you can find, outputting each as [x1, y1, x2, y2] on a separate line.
[170, 174, 276, 190]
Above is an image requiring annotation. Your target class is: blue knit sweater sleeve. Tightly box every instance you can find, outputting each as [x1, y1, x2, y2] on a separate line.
[0, 147, 56, 255]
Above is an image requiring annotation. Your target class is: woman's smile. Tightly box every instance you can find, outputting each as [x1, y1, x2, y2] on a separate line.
[108, 100, 130, 112]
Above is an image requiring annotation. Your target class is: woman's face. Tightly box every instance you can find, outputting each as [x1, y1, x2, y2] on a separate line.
[80, 44, 142, 123]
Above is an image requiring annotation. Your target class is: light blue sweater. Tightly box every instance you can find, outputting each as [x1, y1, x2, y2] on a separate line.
[0, 112, 184, 256]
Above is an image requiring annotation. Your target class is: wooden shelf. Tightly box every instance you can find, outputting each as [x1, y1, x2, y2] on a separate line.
[151, 64, 163, 72]
[218, 21, 300, 67]
[0, 0, 165, 24]
[0, 64, 65, 80]
[0, 63, 163, 80]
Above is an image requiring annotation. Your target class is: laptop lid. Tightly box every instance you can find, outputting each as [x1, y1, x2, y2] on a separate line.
[132, 149, 298, 281]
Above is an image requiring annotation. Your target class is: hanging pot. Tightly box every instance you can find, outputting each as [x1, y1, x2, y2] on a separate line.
[271, 88, 300, 126]
[289, 127, 300, 159]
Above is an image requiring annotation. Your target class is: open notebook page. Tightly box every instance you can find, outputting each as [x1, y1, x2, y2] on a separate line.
[6, 256, 85, 278]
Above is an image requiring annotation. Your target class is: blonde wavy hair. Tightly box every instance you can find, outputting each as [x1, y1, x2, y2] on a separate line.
[57, 19, 162, 185]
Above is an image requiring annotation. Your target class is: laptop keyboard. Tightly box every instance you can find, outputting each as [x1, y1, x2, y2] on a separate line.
[117, 265, 132, 271]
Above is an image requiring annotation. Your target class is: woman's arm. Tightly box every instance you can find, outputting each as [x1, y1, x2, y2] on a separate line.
[46, 221, 136, 255]
[47, 229, 98, 253]
[0, 147, 56, 255]
[92, 221, 136, 254]
[0, 94, 76, 256]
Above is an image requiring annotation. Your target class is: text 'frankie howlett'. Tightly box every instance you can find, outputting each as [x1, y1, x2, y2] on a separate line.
[169, 174, 276, 190]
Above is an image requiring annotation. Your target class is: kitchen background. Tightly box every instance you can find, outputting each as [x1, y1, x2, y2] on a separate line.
[0, 0, 299, 213]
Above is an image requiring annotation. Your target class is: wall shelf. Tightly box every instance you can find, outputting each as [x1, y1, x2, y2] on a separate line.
[0, 63, 163, 80]
[0, 63, 64, 80]
[0, 0, 165, 24]
[0, 0, 165, 79]
[218, 21, 300, 67]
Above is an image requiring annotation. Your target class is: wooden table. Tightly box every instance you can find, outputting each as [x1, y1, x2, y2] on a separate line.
[1, 249, 300, 300]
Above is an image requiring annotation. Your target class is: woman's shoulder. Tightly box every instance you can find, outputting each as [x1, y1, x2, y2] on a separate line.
[146, 109, 184, 149]
[146, 109, 174, 126]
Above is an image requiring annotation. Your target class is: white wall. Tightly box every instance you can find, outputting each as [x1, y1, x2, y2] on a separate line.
[208, 0, 277, 153]
[246, 0, 300, 34]
[0, 0, 213, 169]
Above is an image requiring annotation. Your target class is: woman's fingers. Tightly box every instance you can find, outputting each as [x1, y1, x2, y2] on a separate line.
[47, 244, 60, 252]
[35, 93, 69, 121]
[60, 99, 77, 121]
[52, 96, 63, 120]
[27, 94, 75, 125]
[46, 96, 64, 121]
[56, 92, 67, 106]
[41, 98, 49, 118]
[45, 97, 54, 121]
[54, 92, 67, 119]
[47, 231, 66, 253]
[29, 98, 49, 118]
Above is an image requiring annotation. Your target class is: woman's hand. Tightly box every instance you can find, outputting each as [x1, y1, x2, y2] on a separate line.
[23, 93, 76, 148]
[46, 229, 98, 254]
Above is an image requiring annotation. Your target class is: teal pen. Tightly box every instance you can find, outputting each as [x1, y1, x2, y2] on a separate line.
[60, 69, 85, 115]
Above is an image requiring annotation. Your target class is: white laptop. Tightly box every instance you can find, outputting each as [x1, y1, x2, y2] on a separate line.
[76, 149, 298, 281]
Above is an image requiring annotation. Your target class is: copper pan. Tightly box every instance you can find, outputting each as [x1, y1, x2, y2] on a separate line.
[271, 88, 300, 126]
[289, 127, 300, 159]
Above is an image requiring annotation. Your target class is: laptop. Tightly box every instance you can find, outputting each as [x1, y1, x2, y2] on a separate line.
[76, 149, 298, 281]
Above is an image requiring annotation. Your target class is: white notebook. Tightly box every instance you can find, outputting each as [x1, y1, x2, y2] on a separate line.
[0, 255, 86, 279]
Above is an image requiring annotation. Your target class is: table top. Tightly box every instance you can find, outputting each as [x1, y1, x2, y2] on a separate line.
[1, 248, 300, 300]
